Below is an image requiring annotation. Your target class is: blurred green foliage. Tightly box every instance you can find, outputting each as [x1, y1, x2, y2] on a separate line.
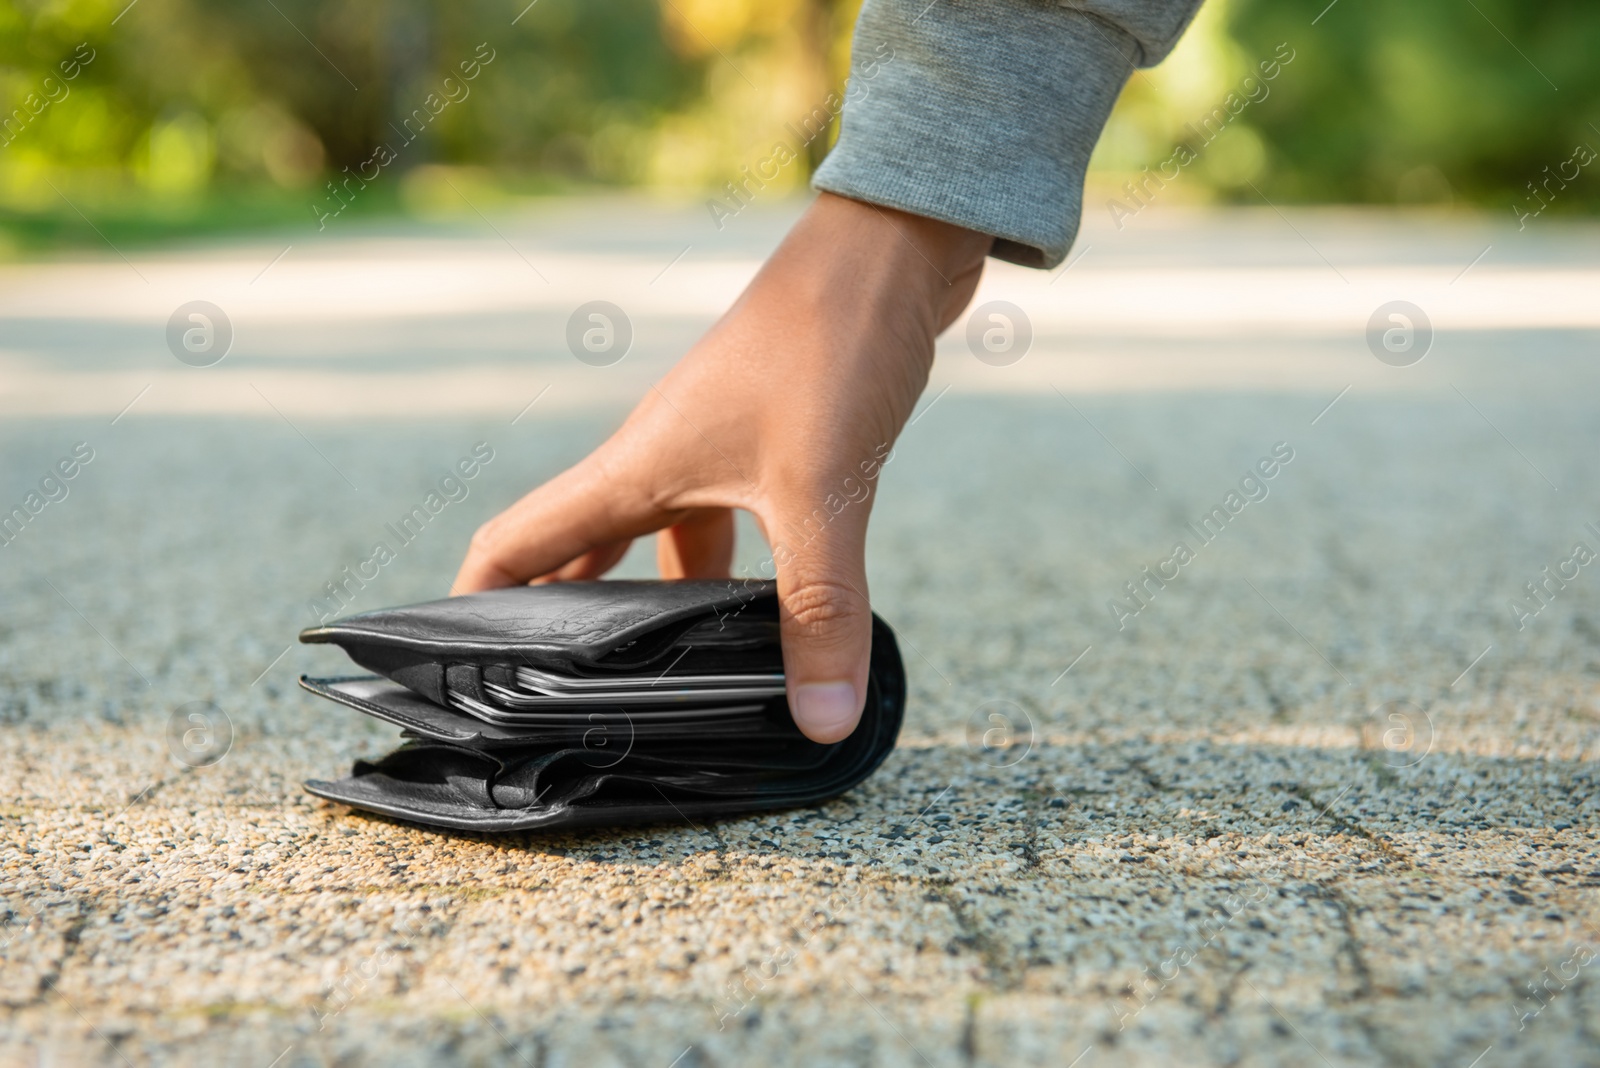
[1091, 0, 1599, 221]
[0, 0, 727, 245]
[1224, 0, 1600, 209]
[0, 0, 1594, 248]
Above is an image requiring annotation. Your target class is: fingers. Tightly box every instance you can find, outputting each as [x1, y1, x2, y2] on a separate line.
[453, 450, 667, 593]
[541, 539, 634, 583]
[765, 503, 874, 744]
[657, 507, 735, 579]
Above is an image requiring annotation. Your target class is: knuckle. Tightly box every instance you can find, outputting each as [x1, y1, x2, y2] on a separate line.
[466, 521, 502, 562]
[464, 521, 520, 583]
[780, 578, 868, 641]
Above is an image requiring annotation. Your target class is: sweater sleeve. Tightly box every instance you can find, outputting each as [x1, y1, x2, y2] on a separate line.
[811, 0, 1206, 268]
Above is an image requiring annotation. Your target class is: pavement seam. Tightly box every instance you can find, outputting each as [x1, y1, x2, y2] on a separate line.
[931, 884, 1023, 993]
[1568, 975, 1600, 1051]
[1124, 756, 1167, 794]
[708, 822, 730, 871]
[1311, 883, 1375, 998]
[1250, 666, 1291, 723]
[1288, 782, 1416, 873]
[289, 896, 468, 1059]
[959, 994, 979, 1067]
[29, 897, 90, 1010]
[1017, 787, 1046, 871]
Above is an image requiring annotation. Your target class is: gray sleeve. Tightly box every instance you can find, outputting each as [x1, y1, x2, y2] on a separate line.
[812, 0, 1205, 268]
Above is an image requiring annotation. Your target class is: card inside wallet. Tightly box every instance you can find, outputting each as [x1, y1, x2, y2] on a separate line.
[297, 580, 905, 833]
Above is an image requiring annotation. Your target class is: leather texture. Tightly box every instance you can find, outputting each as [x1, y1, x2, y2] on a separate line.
[298, 580, 905, 833]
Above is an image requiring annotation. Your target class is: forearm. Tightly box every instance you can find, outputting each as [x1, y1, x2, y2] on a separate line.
[814, 0, 1206, 268]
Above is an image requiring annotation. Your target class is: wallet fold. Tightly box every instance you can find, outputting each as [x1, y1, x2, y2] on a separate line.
[298, 579, 905, 833]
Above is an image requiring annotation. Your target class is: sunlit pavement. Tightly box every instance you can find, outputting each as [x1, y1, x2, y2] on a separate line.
[3, 198, 1599, 1066]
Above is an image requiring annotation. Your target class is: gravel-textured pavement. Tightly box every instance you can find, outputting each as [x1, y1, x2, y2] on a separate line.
[3, 199, 1599, 1067]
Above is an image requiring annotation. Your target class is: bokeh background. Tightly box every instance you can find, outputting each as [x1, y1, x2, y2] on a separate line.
[2, 0, 1597, 251]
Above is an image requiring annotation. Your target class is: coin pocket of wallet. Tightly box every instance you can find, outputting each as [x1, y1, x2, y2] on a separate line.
[297, 580, 905, 833]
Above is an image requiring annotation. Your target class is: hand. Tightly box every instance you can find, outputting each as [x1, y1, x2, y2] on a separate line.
[453, 192, 991, 741]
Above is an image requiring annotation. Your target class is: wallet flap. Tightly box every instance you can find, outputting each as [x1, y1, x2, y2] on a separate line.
[300, 675, 542, 746]
[300, 579, 774, 664]
[301, 674, 781, 749]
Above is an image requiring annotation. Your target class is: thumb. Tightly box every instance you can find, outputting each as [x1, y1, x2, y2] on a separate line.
[767, 507, 874, 744]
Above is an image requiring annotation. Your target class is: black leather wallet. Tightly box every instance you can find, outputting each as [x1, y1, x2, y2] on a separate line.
[297, 579, 905, 832]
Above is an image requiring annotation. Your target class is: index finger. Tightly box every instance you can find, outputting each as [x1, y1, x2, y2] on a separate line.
[452, 451, 672, 593]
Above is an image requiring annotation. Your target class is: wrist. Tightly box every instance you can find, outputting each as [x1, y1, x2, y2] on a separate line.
[861, 197, 994, 280]
[807, 191, 992, 320]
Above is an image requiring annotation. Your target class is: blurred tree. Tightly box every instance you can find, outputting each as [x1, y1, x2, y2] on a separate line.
[1220, 0, 1599, 208]
[0, 0, 1594, 244]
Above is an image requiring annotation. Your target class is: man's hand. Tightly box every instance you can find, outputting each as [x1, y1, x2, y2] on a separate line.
[453, 192, 990, 742]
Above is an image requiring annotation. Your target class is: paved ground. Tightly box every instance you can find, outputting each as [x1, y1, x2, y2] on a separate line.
[3, 198, 1600, 1067]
